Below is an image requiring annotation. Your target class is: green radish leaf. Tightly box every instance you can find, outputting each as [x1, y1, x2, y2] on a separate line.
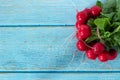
[94, 18, 111, 31]
[85, 30, 98, 43]
[101, 12, 115, 20]
[87, 18, 96, 28]
[96, 0, 102, 7]
[113, 32, 120, 46]
[111, 26, 120, 34]
[103, 31, 111, 38]
[116, 1, 120, 27]
[111, 22, 120, 28]
[85, 35, 98, 43]
[112, 13, 120, 22]
[102, 0, 117, 13]
[117, 0, 120, 11]
[117, 11, 120, 19]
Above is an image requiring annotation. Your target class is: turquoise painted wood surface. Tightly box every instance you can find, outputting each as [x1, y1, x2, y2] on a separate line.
[0, 0, 120, 79]
[0, 0, 104, 26]
[0, 27, 120, 71]
[0, 73, 120, 80]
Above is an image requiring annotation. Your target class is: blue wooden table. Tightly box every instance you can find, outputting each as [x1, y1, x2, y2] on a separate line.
[0, 0, 120, 80]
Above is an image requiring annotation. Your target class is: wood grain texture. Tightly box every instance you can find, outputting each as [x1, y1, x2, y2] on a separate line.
[0, 0, 104, 26]
[0, 73, 119, 80]
[0, 0, 119, 79]
[0, 27, 120, 71]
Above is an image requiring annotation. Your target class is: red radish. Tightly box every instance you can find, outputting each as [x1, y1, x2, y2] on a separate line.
[76, 31, 86, 40]
[76, 40, 87, 51]
[83, 8, 92, 19]
[75, 21, 82, 30]
[93, 42, 105, 55]
[91, 5, 102, 17]
[75, 3, 118, 62]
[98, 51, 109, 62]
[76, 25, 91, 40]
[76, 11, 88, 24]
[86, 49, 97, 60]
[108, 49, 117, 60]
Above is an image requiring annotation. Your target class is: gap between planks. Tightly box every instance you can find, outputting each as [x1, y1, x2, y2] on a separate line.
[0, 25, 74, 27]
[0, 71, 120, 73]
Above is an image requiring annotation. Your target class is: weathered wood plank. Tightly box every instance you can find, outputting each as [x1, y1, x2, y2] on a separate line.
[0, 0, 104, 26]
[0, 73, 119, 80]
[0, 27, 120, 71]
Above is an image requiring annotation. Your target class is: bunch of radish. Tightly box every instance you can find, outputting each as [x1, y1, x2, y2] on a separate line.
[76, 5, 117, 62]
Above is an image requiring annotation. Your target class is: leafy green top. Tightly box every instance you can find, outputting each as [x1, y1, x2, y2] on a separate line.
[86, 0, 120, 51]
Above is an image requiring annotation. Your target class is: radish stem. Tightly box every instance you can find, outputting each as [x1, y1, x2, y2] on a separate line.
[96, 28, 105, 44]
